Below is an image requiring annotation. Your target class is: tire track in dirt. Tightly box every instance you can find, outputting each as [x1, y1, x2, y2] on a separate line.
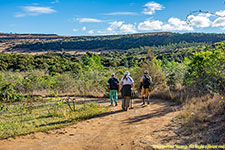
[0, 98, 180, 150]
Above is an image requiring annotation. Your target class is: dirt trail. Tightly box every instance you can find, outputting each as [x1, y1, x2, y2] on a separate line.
[0, 98, 180, 150]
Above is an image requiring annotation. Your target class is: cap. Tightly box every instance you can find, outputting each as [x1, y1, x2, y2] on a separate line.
[124, 71, 130, 76]
[111, 73, 115, 76]
[144, 70, 149, 74]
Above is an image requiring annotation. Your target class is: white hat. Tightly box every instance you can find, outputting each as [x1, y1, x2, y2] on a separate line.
[111, 73, 115, 76]
[124, 71, 130, 76]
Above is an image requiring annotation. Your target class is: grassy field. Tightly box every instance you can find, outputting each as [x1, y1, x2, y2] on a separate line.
[0, 99, 109, 139]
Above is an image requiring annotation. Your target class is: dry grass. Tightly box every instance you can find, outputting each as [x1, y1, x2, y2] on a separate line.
[177, 95, 225, 144]
[0, 101, 109, 139]
[150, 88, 191, 104]
[151, 86, 225, 144]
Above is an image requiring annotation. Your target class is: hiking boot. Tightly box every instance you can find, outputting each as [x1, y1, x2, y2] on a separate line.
[147, 101, 150, 105]
[115, 102, 118, 106]
[142, 97, 146, 105]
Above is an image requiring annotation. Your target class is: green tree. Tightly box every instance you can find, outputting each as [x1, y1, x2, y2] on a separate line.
[184, 42, 225, 94]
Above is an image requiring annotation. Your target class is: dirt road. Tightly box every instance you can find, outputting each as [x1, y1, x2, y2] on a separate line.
[0, 98, 180, 150]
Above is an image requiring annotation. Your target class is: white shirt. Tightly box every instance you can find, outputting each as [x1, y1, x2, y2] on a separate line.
[120, 76, 134, 85]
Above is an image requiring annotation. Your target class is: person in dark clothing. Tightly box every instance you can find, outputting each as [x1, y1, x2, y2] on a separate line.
[140, 70, 152, 105]
[107, 73, 119, 106]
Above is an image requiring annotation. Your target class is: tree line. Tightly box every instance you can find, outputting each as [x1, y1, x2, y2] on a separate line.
[5, 32, 225, 52]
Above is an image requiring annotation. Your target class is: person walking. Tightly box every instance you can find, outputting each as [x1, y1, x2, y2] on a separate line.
[120, 71, 134, 110]
[140, 70, 152, 105]
[107, 73, 119, 106]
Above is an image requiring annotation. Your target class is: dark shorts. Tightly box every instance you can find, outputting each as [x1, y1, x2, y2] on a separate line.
[121, 85, 132, 97]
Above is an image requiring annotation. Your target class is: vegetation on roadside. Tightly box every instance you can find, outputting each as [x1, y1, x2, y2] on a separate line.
[177, 95, 225, 144]
[0, 100, 109, 139]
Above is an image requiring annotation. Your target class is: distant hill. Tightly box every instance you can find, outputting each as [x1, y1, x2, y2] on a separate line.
[0, 32, 225, 53]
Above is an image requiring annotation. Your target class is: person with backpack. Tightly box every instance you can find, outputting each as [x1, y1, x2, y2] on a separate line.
[140, 70, 152, 105]
[107, 73, 119, 106]
[120, 71, 134, 110]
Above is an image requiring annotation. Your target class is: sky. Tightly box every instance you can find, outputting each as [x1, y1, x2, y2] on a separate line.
[0, 0, 225, 36]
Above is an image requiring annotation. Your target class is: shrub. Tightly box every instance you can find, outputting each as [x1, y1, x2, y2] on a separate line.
[162, 58, 189, 89]
[0, 83, 24, 103]
[133, 57, 167, 93]
[52, 73, 76, 93]
[184, 42, 225, 94]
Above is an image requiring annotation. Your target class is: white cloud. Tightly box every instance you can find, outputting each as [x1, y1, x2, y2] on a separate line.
[24, 6, 56, 14]
[76, 18, 103, 23]
[95, 21, 123, 35]
[215, 10, 225, 17]
[72, 28, 78, 32]
[104, 12, 137, 15]
[166, 17, 193, 31]
[97, 30, 105, 34]
[160, 24, 174, 31]
[212, 10, 225, 28]
[138, 20, 163, 30]
[168, 17, 182, 26]
[88, 30, 94, 34]
[82, 26, 86, 31]
[51, 0, 59, 4]
[15, 13, 26, 18]
[138, 18, 193, 31]
[99, 21, 137, 35]
[212, 17, 225, 27]
[32, 3, 39, 5]
[15, 6, 56, 17]
[187, 14, 211, 28]
[120, 24, 137, 33]
[161, 24, 193, 31]
[96, 30, 113, 35]
[107, 21, 123, 31]
[143, 1, 164, 15]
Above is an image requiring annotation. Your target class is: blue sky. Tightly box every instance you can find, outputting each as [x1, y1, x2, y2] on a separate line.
[0, 0, 225, 36]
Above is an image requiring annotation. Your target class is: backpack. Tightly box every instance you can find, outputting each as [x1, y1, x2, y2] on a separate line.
[143, 75, 151, 88]
[111, 77, 119, 90]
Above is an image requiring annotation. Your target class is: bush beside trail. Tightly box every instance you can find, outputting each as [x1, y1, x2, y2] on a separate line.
[0, 101, 109, 139]
[177, 95, 225, 144]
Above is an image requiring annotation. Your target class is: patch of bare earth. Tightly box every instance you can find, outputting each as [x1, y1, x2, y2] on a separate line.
[0, 98, 180, 150]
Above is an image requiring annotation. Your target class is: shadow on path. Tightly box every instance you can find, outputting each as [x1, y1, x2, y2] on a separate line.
[38, 98, 178, 128]
[124, 104, 175, 124]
